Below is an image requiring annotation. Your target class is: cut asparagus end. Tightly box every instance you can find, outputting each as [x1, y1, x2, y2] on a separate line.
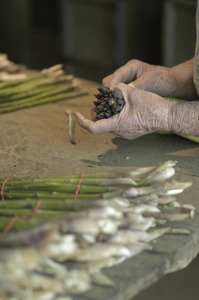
[92, 86, 125, 120]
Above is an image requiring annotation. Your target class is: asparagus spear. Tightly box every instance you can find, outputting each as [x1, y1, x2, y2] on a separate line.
[0, 89, 86, 114]
[0, 160, 194, 300]
[0, 64, 86, 114]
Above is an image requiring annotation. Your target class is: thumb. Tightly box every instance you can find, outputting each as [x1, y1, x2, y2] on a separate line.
[74, 111, 117, 134]
[115, 82, 137, 105]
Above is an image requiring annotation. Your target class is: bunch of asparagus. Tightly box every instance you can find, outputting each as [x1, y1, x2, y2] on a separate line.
[0, 63, 86, 114]
[0, 161, 194, 300]
[93, 86, 125, 119]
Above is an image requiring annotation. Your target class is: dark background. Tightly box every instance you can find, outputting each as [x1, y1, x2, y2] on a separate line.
[0, 0, 197, 82]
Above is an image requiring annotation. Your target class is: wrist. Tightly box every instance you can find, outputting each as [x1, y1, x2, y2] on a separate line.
[167, 100, 199, 136]
[151, 98, 177, 133]
[170, 59, 198, 100]
[165, 100, 179, 132]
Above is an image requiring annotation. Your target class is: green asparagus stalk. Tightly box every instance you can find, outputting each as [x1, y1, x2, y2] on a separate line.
[0, 89, 86, 114]
[2, 177, 136, 189]
[0, 161, 191, 202]
[0, 208, 68, 218]
[0, 161, 193, 237]
[0, 85, 76, 108]
[0, 160, 177, 189]
[0, 160, 195, 300]
[0, 74, 42, 90]
[0, 64, 86, 114]
[0, 75, 73, 97]
[0, 199, 97, 210]
[0, 162, 192, 223]
[65, 110, 76, 144]
[1, 161, 167, 187]
[0, 76, 51, 96]
[1, 190, 125, 200]
[0, 83, 72, 103]
[2, 181, 132, 193]
[2, 181, 191, 200]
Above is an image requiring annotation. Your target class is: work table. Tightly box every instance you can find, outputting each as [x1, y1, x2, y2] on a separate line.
[1, 77, 199, 300]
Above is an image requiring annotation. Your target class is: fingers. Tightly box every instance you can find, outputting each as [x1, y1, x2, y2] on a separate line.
[74, 112, 116, 134]
[102, 61, 138, 88]
[102, 59, 146, 88]
[102, 65, 133, 88]
[74, 112, 95, 133]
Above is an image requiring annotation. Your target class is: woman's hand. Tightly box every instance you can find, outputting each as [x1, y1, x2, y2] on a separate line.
[103, 59, 197, 100]
[75, 83, 175, 140]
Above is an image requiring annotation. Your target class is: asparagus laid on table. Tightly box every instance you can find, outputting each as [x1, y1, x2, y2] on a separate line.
[0, 89, 85, 114]
[0, 161, 195, 300]
[65, 110, 77, 144]
[0, 64, 87, 114]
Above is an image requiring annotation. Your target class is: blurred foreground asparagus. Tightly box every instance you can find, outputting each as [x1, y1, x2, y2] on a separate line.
[0, 161, 195, 300]
[0, 62, 87, 114]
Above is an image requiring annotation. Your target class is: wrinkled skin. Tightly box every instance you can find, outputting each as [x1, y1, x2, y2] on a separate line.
[75, 59, 199, 139]
[75, 83, 174, 140]
[103, 59, 197, 100]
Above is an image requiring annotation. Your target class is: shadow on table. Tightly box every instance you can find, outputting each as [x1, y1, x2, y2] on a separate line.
[81, 133, 199, 170]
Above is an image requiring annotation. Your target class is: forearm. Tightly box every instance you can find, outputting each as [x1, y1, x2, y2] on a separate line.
[170, 59, 198, 100]
[168, 100, 199, 136]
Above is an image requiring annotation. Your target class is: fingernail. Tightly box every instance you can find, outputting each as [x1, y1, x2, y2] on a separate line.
[128, 83, 136, 88]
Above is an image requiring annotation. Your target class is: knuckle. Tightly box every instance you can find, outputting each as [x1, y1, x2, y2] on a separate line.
[102, 75, 110, 84]
[126, 59, 140, 66]
[112, 71, 120, 80]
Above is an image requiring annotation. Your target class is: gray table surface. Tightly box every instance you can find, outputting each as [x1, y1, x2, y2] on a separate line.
[1, 78, 199, 300]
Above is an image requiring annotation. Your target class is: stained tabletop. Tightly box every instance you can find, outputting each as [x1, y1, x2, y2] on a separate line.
[1, 77, 199, 300]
